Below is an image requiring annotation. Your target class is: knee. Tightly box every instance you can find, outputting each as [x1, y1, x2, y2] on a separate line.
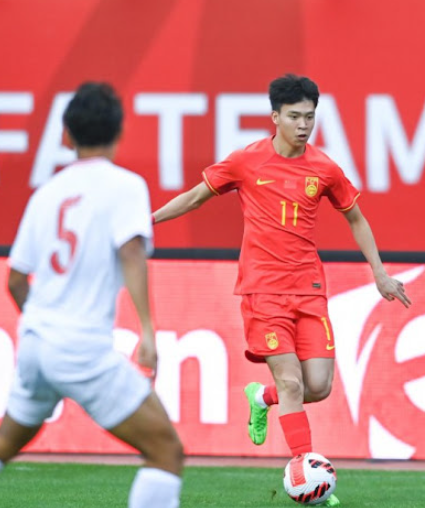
[145, 426, 184, 474]
[168, 433, 184, 468]
[159, 430, 184, 476]
[275, 378, 304, 402]
[306, 379, 332, 402]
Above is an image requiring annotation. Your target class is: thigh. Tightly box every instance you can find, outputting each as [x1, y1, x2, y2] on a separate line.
[109, 391, 183, 474]
[295, 296, 336, 361]
[266, 352, 304, 384]
[301, 357, 335, 392]
[7, 333, 61, 427]
[241, 294, 297, 362]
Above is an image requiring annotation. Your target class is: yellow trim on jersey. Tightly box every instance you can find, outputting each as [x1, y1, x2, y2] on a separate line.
[202, 171, 220, 196]
[337, 192, 361, 212]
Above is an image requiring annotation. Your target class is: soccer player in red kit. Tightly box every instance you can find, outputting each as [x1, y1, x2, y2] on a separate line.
[153, 74, 411, 507]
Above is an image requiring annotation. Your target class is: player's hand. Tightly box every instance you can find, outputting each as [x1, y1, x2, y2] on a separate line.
[137, 328, 157, 379]
[375, 273, 412, 308]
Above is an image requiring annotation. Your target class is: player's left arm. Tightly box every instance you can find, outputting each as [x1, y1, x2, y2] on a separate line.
[119, 235, 156, 375]
[343, 204, 411, 308]
[8, 268, 29, 311]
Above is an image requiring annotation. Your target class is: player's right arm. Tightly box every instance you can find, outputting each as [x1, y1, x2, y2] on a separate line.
[153, 148, 243, 223]
[153, 182, 214, 224]
[7, 192, 38, 312]
[7, 269, 29, 311]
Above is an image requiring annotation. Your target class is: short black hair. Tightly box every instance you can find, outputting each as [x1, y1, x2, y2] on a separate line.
[63, 82, 123, 147]
[269, 74, 319, 112]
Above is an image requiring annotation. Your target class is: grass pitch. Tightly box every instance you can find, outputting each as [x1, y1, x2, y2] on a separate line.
[0, 462, 424, 507]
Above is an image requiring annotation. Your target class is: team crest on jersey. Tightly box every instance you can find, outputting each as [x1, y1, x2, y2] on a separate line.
[305, 176, 319, 197]
[265, 332, 279, 350]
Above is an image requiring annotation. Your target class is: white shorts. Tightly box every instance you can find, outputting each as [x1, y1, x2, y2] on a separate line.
[7, 331, 151, 429]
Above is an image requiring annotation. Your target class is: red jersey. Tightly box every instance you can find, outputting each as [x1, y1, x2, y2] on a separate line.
[202, 137, 359, 296]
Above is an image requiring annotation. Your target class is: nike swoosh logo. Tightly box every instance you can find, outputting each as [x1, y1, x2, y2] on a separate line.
[256, 178, 275, 186]
[326, 344, 336, 351]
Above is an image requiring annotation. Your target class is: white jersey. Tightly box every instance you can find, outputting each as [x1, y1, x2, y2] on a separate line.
[9, 157, 153, 347]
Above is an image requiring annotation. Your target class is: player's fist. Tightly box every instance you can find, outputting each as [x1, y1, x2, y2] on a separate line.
[137, 329, 157, 379]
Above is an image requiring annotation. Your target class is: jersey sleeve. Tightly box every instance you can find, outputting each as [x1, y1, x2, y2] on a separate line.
[325, 165, 360, 212]
[9, 194, 38, 273]
[202, 150, 243, 195]
[111, 175, 154, 256]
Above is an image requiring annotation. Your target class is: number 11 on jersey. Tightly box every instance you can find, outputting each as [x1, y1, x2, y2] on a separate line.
[280, 201, 299, 227]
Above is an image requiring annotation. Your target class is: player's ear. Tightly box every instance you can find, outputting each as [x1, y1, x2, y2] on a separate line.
[271, 111, 279, 125]
[62, 127, 75, 149]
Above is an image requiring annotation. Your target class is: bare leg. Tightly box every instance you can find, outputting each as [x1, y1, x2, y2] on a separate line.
[265, 353, 312, 455]
[261, 357, 334, 406]
[108, 391, 183, 476]
[109, 392, 184, 507]
[266, 353, 304, 415]
[301, 358, 334, 403]
[0, 413, 42, 463]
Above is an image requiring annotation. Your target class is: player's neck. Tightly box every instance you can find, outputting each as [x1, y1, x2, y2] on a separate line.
[272, 135, 306, 159]
[76, 145, 116, 161]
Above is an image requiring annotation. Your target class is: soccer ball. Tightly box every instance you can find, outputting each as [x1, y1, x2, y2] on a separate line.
[283, 452, 337, 505]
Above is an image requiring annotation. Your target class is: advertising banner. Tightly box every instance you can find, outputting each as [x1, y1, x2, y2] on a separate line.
[1, 0, 425, 250]
[0, 259, 424, 459]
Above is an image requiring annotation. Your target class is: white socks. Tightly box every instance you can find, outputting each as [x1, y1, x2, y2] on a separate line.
[0, 460, 4, 473]
[254, 384, 268, 408]
[129, 467, 181, 508]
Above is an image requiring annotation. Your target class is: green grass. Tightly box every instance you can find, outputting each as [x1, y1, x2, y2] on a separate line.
[0, 462, 424, 507]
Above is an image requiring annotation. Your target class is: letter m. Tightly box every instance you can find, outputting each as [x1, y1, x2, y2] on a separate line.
[367, 95, 425, 192]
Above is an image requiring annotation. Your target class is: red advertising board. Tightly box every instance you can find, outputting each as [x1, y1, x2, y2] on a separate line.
[1, 0, 425, 250]
[0, 258, 424, 459]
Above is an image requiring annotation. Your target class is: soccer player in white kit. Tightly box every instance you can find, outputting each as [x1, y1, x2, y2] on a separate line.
[0, 82, 183, 508]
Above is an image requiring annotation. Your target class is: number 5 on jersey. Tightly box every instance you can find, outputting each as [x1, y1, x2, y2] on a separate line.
[50, 196, 82, 274]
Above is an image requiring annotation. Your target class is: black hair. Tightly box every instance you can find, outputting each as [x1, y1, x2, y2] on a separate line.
[269, 74, 319, 112]
[63, 82, 123, 147]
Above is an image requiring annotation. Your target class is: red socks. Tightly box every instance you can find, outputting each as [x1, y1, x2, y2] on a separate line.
[263, 385, 278, 405]
[263, 384, 310, 406]
[279, 411, 312, 456]
[262, 385, 312, 456]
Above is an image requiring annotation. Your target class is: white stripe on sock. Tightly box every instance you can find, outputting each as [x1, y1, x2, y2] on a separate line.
[254, 384, 268, 408]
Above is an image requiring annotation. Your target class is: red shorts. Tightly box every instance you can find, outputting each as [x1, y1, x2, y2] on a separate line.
[241, 294, 335, 362]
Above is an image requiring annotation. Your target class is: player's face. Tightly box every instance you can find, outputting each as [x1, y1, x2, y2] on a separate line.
[272, 100, 316, 150]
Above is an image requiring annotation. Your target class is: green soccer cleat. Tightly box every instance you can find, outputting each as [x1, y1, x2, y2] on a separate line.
[320, 494, 340, 507]
[244, 382, 270, 445]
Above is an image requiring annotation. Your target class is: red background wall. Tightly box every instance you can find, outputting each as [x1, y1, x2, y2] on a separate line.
[1, 0, 424, 250]
[1, 259, 424, 459]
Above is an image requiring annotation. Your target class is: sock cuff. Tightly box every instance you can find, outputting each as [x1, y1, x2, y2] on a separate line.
[138, 468, 181, 487]
[279, 411, 308, 424]
[130, 467, 182, 508]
